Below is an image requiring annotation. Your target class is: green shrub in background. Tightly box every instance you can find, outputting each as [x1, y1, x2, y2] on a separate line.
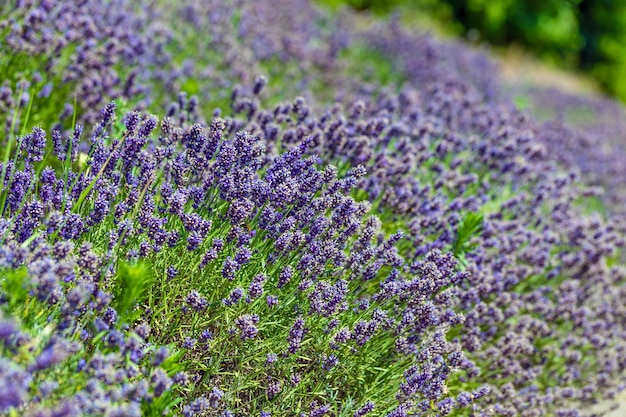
[317, 0, 626, 103]
[317, 0, 403, 13]
[445, 0, 583, 65]
[578, 0, 626, 101]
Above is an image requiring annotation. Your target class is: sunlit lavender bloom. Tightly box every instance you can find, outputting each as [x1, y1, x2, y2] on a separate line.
[151, 368, 172, 397]
[288, 317, 306, 354]
[200, 248, 219, 268]
[234, 314, 259, 340]
[456, 392, 472, 408]
[322, 354, 339, 370]
[223, 287, 244, 306]
[60, 214, 85, 240]
[167, 266, 178, 281]
[186, 291, 208, 312]
[248, 273, 266, 299]
[208, 387, 224, 408]
[222, 256, 239, 280]
[51, 129, 65, 160]
[31, 338, 76, 371]
[278, 265, 294, 288]
[100, 102, 117, 126]
[200, 329, 214, 342]
[20, 127, 46, 163]
[183, 397, 210, 417]
[152, 346, 169, 366]
[0, 359, 30, 411]
[8, 168, 32, 212]
[266, 353, 278, 365]
[174, 371, 190, 386]
[253, 75, 267, 95]
[437, 398, 455, 415]
[234, 245, 253, 265]
[267, 380, 282, 399]
[354, 401, 375, 416]
[266, 295, 278, 307]
[0, 320, 16, 340]
[182, 338, 197, 349]
[227, 198, 255, 224]
[386, 405, 408, 417]
[309, 279, 348, 317]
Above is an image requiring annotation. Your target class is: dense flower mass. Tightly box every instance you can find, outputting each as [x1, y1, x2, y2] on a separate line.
[1, 0, 626, 416]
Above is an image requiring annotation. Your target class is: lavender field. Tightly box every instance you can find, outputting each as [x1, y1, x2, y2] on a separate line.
[2, 1, 626, 416]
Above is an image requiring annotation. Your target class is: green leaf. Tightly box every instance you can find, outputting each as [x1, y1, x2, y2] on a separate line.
[113, 260, 155, 321]
[1, 266, 29, 309]
[452, 212, 484, 256]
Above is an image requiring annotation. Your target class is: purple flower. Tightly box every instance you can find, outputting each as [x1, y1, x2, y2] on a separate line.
[20, 127, 46, 163]
[456, 392, 472, 408]
[60, 214, 85, 240]
[266, 353, 278, 365]
[7, 168, 32, 212]
[167, 266, 178, 281]
[183, 397, 210, 417]
[227, 198, 255, 224]
[278, 265, 294, 289]
[266, 295, 278, 307]
[234, 245, 253, 265]
[208, 387, 224, 408]
[186, 291, 208, 311]
[322, 354, 339, 371]
[0, 359, 30, 411]
[0, 320, 17, 340]
[354, 401, 375, 417]
[266, 379, 282, 399]
[31, 338, 76, 371]
[234, 314, 259, 340]
[186, 232, 204, 252]
[308, 279, 348, 317]
[151, 368, 172, 397]
[134, 323, 151, 340]
[287, 317, 306, 354]
[386, 406, 407, 417]
[100, 102, 117, 126]
[222, 256, 239, 280]
[38, 82, 53, 98]
[223, 287, 244, 306]
[253, 75, 267, 95]
[200, 329, 214, 342]
[437, 398, 455, 415]
[248, 274, 266, 299]
[152, 346, 169, 366]
[182, 337, 197, 349]
[102, 307, 118, 327]
[310, 403, 331, 417]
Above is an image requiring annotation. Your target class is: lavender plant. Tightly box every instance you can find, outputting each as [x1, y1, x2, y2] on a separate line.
[0, 102, 482, 416]
[2, 0, 626, 416]
[0, 0, 169, 131]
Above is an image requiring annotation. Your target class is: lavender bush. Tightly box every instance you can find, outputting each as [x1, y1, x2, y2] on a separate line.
[2, 1, 626, 416]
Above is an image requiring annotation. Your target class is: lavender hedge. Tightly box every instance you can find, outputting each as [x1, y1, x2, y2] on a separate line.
[1, 1, 626, 416]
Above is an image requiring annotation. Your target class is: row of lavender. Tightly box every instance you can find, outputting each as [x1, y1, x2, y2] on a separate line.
[2, 0, 626, 416]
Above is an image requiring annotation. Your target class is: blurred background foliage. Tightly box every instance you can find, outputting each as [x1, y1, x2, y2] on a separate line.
[318, 0, 626, 103]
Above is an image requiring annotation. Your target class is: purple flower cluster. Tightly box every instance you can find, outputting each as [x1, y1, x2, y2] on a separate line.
[1, 0, 626, 416]
[0, 0, 170, 126]
[1, 94, 483, 414]
[0, 227, 173, 415]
